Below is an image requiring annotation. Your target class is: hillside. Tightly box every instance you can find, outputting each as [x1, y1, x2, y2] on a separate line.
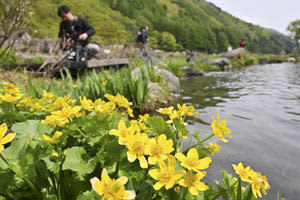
[27, 0, 294, 54]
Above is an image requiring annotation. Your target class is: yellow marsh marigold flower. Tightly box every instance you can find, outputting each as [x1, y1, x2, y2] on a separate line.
[175, 148, 211, 173]
[0, 123, 16, 153]
[157, 106, 174, 115]
[79, 96, 94, 111]
[249, 170, 270, 198]
[149, 155, 186, 190]
[177, 104, 198, 117]
[145, 134, 174, 165]
[232, 162, 252, 182]
[138, 114, 149, 122]
[205, 143, 221, 156]
[42, 131, 63, 144]
[125, 132, 149, 169]
[110, 120, 133, 145]
[105, 93, 133, 108]
[211, 115, 231, 143]
[73, 84, 77, 88]
[94, 99, 116, 114]
[179, 171, 208, 196]
[90, 168, 136, 200]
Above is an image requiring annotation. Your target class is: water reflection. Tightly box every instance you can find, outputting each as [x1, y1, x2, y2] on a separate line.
[178, 63, 300, 199]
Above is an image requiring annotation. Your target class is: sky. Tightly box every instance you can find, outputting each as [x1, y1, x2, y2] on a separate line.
[205, 0, 300, 35]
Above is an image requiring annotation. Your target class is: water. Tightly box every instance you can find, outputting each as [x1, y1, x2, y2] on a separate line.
[178, 63, 300, 199]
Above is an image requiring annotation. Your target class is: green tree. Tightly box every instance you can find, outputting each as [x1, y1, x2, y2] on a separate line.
[287, 19, 300, 53]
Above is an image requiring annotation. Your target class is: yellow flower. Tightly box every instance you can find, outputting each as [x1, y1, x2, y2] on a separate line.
[110, 120, 133, 145]
[90, 168, 136, 200]
[249, 170, 270, 198]
[205, 143, 221, 156]
[145, 134, 174, 165]
[0, 123, 16, 153]
[127, 107, 134, 117]
[125, 132, 149, 169]
[211, 115, 231, 143]
[175, 148, 211, 173]
[42, 131, 63, 144]
[138, 114, 150, 122]
[157, 106, 174, 115]
[79, 96, 94, 111]
[149, 155, 186, 190]
[0, 82, 23, 103]
[232, 162, 252, 182]
[177, 104, 198, 117]
[94, 99, 116, 114]
[105, 93, 133, 109]
[73, 84, 77, 88]
[179, 171, 208, 196]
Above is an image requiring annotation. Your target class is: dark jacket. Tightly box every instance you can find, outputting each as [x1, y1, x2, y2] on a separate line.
[58, 17, 95, 46]
[137, 31, 148, 44]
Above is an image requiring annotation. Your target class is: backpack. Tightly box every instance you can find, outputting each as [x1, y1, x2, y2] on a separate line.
[136, 32, 143, 43]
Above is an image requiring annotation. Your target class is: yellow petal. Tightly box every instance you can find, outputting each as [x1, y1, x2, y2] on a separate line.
[90, 177, 103, 195]
[175, 153, 186, 162]
[0, 123, 8, 139]
[0, 132, 16, 145]
[149, 169, 160, 180]
[187, 148, 199, 159]
[125, 190, 136, 200]
[138, 155, 148, 169]
[197, 157, 212, 170]
[189, 186, 199, 196]
[127, 151, 137, 162]
[53, 131, 62, 139]
[196, 182, 209, 191]
[148, 156, 158, 165]
[153, 181, 164, 190]
[117, 176, 128, 185]
[165, 179, 176, 189]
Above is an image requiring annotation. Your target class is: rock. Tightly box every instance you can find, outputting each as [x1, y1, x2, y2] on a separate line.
[148, 82, 166, 103]
[187, 55, 200, 63]
[150, 57, 165, 66]
[214, 58, 232, 71]
[286, 57, 296, 62]
[182, 66, 195, 74]
[44, 38, 56, 53]
[131, 66, 180, 92]
[259, 58, 268, 65]
[224, 48, 246, 59]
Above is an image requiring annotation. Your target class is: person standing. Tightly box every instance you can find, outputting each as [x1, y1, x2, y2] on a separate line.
[137, 26, 149, 58]
[239, 39, 246, 48]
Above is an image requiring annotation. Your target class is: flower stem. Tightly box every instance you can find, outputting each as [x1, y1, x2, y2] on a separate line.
[77, 128, 87, 139]
[183, 133, 214, 154]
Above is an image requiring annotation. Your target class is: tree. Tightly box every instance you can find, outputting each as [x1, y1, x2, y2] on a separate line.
[0, 0, 31, 65]
[287, 19, 300, 53]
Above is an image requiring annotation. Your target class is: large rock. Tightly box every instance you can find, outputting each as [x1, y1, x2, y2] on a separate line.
[224, 48, 246, 59]
[131, 66, 180, 92]
[150, 57, 165, 66]
[286, 57, 296, 62]
[214, 58, 232, 71]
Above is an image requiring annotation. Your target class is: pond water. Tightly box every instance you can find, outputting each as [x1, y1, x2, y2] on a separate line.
[178, 63, 300, 199]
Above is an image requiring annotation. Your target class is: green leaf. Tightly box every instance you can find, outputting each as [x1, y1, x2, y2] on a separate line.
[0, 171, 14, 193]
[62, 147, 97, 174]
[146, 116, 174, 140]
[173, 119, 189, 137]
[244, 187, 254, 200]
[236, 177, 242, 200]
[77, 190, 102, 200]
[12, 120, 53, 142]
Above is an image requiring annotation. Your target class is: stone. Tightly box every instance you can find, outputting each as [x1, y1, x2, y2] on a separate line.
[150, 57, 165, 66]
[131, 66, 179, 92]
[259, 58, 268, 65]
[224, 48, 246, 59]
[187, 55, 200, 63]
[182, 66, 195, 74]
[286, 57, 296, 62]
[214, 58, 232, 71]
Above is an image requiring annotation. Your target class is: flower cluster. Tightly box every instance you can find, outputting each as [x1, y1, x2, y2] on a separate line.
[232, 162, 270, 198]
[0, 82, 23, 103]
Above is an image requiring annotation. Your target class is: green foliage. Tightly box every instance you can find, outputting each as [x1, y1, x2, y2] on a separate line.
[0, 50, 20, 66]
[27, 0, 294, 53]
